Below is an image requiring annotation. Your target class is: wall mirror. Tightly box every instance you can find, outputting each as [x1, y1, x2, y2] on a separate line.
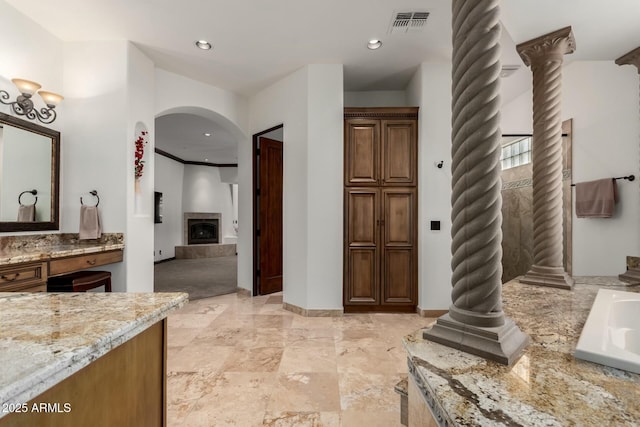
[0, 112, 60, 232]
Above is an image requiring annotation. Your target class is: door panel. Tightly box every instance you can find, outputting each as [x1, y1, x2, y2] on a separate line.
[347, 248, 378, 303]
[347, 189, 378, 246]
[382, 188, 416, 305]
[345, 188, 379, 304]
[345, 120, 379, 185]
[382, 120, 417, 185]
[382, 249, 414, 303]
[383, 189, 415, 246]
[258, 137, 283, 295]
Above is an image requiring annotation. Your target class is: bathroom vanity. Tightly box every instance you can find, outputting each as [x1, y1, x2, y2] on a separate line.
[0, 233, 124, 292]
[404, 278, 640, 426]
[0, 291, 187, 427]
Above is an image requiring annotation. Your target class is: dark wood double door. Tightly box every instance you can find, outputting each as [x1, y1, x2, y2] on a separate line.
[344, 108, 418, 312]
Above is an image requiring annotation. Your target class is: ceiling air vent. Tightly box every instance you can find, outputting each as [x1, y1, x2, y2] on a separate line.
[389, 11, 430, 34]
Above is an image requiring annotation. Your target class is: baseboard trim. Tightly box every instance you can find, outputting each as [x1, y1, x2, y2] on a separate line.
[417, 307, 449, 318]
[236, 287, 252, 297]
[283, 302, 343, 317]
[154, 257, 176, 265]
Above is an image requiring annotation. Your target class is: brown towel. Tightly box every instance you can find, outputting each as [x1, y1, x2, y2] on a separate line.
[575, 178, 617, 218]
[79, 205, 102, 239]
[17, 204, 36, 222]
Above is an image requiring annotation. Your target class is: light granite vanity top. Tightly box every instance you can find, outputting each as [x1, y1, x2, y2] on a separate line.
[404, 277, 640, 426]
[0, 292, 187, 415]
[0, 233, 124, 265]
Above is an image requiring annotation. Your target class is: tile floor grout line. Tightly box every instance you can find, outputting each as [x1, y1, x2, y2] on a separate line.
[167, 291, 435, 426]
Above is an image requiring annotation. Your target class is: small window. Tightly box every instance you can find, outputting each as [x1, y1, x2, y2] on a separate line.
[501, 137, 532, 170]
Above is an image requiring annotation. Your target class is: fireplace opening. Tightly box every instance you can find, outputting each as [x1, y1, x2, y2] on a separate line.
[188, 219, 219, 244]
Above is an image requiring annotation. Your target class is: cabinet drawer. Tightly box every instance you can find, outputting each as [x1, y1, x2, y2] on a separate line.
[49, 250, 123, 276]
[0, 262, 48, 292]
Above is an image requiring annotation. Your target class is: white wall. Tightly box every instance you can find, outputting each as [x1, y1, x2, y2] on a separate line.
[407, 62, 454, 311]
[502, 61, 640, 275]
[63, 41, 156, 292]
[249, 66, 309, 304]
[249, 64, 344, 308]
[154, 155, 237, 261]
[219, 167, 238, 183]
[154, 153, 184, 261]
[154, 69, 250, 286]
[567, 62, 640, 275]
[0, 1, 63, 234]
[306, 64, 344, 309]
[62, 40, 129, 290]
[182, 164, 235, 242]
[2, 5, 158, 292]
[0, 2, 63, 103]
[125, 43, 156, 292]
[344, 90, 407, 107]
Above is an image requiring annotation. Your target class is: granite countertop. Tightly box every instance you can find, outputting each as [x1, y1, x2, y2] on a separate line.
[404, 277, 640, 427]
[0, 233, 124, 265]
[0, 292, 187, 416]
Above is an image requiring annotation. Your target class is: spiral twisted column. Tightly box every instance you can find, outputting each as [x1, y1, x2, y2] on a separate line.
[517, 27, 575, 290]
[423, 0, 529, 366]
[615, 47, 640, 285]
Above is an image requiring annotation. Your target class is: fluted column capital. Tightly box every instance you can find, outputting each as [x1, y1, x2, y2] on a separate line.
[615, 47, 640, 74]
[516, 26, 575, 67]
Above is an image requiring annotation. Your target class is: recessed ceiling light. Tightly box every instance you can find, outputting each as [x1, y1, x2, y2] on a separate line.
[205, 158, 209, 162]
[195, 40, 212, 50]
[367, 39, 383, 50]
[203, 132, 211, 137]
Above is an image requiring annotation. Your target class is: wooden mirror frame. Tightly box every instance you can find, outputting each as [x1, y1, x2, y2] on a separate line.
[0, 112, 60, 232]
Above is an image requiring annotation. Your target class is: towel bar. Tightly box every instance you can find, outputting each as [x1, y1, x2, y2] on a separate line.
[18, 189, 37, 206]
[570, 174, 635, 187]
[80, 190, 100, 206]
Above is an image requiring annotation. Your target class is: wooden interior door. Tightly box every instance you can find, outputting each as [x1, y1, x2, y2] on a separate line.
[258, 137, 283, 295]
[381, 188, 416, 305]
[343, 108, 418, 313]
[344, 188, 379, 305]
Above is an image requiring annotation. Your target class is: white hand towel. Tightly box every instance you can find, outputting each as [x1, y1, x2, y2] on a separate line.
[17, 204, 35, 222]
[79, 205, 102, 240]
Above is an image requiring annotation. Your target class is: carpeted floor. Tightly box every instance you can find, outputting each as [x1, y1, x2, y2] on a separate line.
[154, 256, 237, 300]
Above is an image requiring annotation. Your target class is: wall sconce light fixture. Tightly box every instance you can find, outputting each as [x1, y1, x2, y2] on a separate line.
[0, 78, 63, 124]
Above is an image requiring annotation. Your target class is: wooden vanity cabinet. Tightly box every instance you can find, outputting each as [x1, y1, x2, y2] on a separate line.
[0, 249, 123, 293]
[0, 262, 48, 292]
[343, 107, 418, 313]
[48, 250, 123, 276]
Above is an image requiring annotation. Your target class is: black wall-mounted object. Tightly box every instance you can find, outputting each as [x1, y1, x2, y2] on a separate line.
[154, 191, 163, 224]
[430, 220, 441, 231]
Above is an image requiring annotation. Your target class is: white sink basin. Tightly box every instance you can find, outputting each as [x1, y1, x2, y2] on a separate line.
[575, 289, 640, 374]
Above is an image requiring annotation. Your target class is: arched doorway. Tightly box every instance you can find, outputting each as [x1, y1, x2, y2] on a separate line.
[153, 107, 244, 300]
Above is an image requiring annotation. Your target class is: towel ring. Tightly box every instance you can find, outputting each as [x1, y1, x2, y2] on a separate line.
[18, 190, 38, 206]
[80, 190, 100, 207]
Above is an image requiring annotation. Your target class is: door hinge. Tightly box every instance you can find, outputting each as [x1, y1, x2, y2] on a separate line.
[256, 229, 261, 236]
[256, 148, 261, 155]
[256, 188, 260, 196]
[257, 269, 261, 277]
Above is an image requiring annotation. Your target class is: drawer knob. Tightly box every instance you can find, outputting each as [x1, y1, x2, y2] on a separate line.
[1, 273, 20, 281]
[86, 259, 97, 265]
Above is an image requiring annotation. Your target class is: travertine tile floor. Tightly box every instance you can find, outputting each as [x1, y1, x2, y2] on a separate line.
[167, 292, 435, 427]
